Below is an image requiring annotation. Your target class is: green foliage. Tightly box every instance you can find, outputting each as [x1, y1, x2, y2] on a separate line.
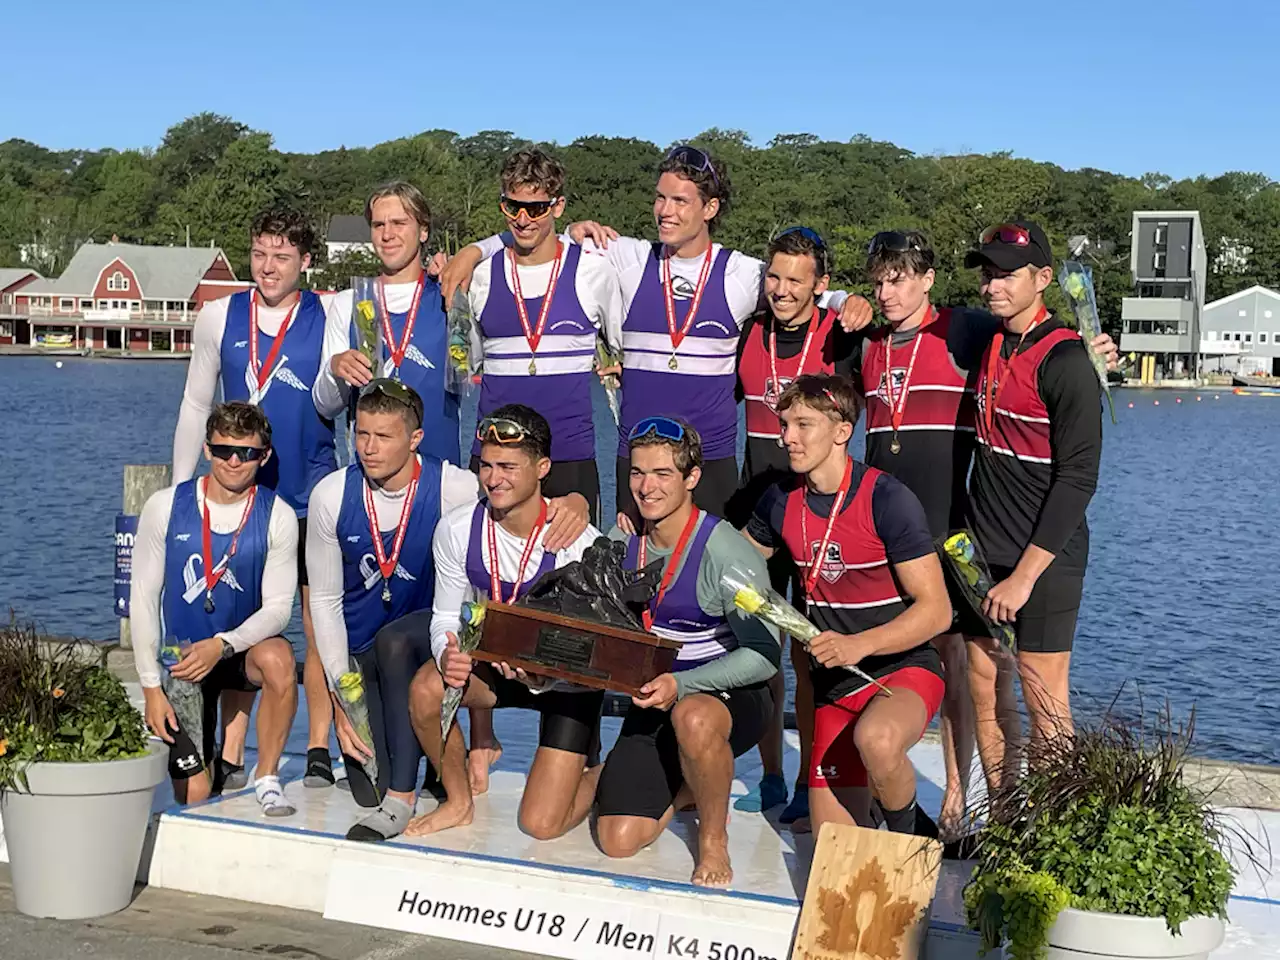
[3, 115, 1280, 327]
[964, 709, 1237, 960]
[0, 615, 149, 793]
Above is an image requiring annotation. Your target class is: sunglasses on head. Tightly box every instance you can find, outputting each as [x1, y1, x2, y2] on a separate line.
[499, 196, 559, 222]
[359, 377, 424, 421]
[867, 231, 923, 255]
[628, 416, 685, 443]
[665, 145, 721, 187]
[779, 226, 827, 249]
[209, 443, 268, 462]
[476, 416, 528, 445]
[980, 223, 1032, 247]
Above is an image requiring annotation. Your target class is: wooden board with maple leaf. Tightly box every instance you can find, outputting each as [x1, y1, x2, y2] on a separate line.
[791, 823, 942, 960]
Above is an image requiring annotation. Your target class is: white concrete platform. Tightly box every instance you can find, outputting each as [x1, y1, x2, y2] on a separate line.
[2, 688, 1277, 959]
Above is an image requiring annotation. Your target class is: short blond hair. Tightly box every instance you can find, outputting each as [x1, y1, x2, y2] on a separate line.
[365, 181, 431, 230]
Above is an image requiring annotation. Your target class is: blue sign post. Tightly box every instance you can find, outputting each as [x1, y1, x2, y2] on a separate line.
[114, 514, 138, 618]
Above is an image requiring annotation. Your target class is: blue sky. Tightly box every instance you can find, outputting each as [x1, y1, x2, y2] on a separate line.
[3, 0, 1277, 181]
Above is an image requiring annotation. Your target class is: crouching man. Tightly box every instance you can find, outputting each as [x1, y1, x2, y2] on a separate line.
[744, 375, 952, 836]
[405, 405, 603, 840]
[132, 402, 300, 816]
[597, 416, 780, 887]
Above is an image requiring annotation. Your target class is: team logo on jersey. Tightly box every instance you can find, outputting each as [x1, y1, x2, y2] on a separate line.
[359, 554, 416, 592]
[382, 344, 436, 378]
[180, 553, 244, 605]
[762, 376, 792, 412]
[874, 367, 908, 408]
[346, 535, 362, 543]
[549, 318, 589, 333]
[245, 354, 308, 405]
[808, 541, 846, 584]
[173, 532, 191, 542]
[233, 340, 249, 348]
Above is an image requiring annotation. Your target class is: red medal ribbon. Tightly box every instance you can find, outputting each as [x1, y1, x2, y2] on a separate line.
[249, 290, 299, 393]
[767, 306, 820, 412]
[200, 477, 258, 599]
[376, 272, 425, 372]
[884, 304, 938, 437]
[662, 244, 715, 358]
[983, 305, 1048, 435]
[638, 506, 701, 631]
[508, 242, 565, 361]
[488, 498, 548, 604]
[364, 457, 422, 587]
[800, 456, 854, 596]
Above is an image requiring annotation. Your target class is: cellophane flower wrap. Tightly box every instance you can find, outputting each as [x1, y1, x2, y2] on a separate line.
[349, 276, 383, 375]
[445, 290, 475, 396]
[1058, 261, 1117, 424]
[160, 637, 205, 764]
[440, 600, 486, 738]
[721, 567, 891, 695]
[595, 338, 622, 425]
[336, 662, 380, 788]
[940, 530, 1017, 655]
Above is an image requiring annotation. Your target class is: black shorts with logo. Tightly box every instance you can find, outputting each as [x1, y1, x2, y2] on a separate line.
[984, 564, 1085, 654]
[596, 681, 773, 821]
[165, 651, 260, 782]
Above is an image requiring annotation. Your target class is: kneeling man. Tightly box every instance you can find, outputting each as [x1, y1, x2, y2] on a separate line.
[597, 417, 780, 887]
[132, 402, 299, 816]
[406, 404, 603, 840]
[745, 375, 952, 836]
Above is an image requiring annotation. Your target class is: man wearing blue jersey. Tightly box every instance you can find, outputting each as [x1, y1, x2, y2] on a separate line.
[134, 403, 300, 816]
[308, 384, 591, 841]
[173, 209, 340, 791]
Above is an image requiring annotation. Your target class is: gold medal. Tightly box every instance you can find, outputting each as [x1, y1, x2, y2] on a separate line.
[668, 354, 679, 371]
[528, 358, 537, 376]
[890, 435, 902, 455]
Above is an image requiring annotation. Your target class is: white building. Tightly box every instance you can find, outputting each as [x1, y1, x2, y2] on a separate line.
[1201, 285, 1280, 377]
[325, 215, 373, 262]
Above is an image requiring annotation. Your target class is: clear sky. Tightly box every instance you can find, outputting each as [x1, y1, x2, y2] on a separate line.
[3, 0, 1276, 181]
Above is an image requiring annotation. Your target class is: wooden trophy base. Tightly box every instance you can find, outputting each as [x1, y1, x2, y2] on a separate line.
[474, 602, 679, 697]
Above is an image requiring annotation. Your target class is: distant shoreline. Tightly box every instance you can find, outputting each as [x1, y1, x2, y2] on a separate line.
[0, 346, 189, 360]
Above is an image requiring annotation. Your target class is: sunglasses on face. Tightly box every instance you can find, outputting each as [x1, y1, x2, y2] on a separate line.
[867, 231, 923, 255]
[628, 416, 686, 443]
[209, 443, 268, 462]
[980, 223, 1032, 246]
[476, 416, 528, 445]
[664, 145, 720, 188]
[499, 196, 559, 222]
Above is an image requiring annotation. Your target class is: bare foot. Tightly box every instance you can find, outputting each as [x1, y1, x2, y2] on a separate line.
[691, 833, 733, 887]
[467, 744, 502, 795]
[403, 799, 474, 837]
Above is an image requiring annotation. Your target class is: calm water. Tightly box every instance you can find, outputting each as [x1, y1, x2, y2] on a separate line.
[1, 356, 1277, 765]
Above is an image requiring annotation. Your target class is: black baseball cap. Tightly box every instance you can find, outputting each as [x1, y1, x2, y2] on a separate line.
[964, 220, 1053, 272]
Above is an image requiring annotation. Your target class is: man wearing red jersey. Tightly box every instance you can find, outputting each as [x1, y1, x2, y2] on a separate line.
[745, 374, 952, 835]
[729, 227, 859, 820]
[963, 222, 1101, 788]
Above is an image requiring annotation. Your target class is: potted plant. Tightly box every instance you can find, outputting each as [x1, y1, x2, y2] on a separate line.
[0, 615, 166, 919]
[963, 707, 1244, 960]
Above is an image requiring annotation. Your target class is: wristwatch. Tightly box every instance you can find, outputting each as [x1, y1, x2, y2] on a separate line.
[219, 639, 236, 660]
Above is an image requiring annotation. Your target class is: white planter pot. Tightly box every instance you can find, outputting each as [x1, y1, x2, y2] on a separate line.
[1043, 906, 1225, 960]
[1, 742, 167, 919]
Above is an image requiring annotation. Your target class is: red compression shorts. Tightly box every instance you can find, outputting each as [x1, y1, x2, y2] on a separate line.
[809, 666, 945, 789]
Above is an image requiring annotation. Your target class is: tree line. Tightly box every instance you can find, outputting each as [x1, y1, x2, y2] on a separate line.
[3, 112, 1279, 336]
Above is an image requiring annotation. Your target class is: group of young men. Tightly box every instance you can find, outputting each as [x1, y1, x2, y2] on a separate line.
[131, 140, 1115, 887]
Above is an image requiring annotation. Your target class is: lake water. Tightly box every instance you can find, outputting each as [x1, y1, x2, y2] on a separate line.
[1, 356, 1277, 765]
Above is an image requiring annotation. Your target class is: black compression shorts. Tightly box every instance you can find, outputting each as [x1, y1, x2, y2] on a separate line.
[596, 681, 773, 821]
[296, 516, 309, 588]
[984, 564, 1084, 654]
[615, 455, 738, 528]
[469, 456, 601, 527]
[165, 651, 260, 781]
[473, 662, 604, 756]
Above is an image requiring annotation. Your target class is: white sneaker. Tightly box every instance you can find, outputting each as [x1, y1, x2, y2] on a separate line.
[255, 775, 296, 818]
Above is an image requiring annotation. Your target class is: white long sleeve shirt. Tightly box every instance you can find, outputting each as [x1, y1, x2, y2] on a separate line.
[471, 233, 847, 331]
[131, 484, 298, 688]
[305, 458, 482, 686]
[429, 501, 601, 668]
[465, 246, 624, 372]
[172, 291, 339, 482]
